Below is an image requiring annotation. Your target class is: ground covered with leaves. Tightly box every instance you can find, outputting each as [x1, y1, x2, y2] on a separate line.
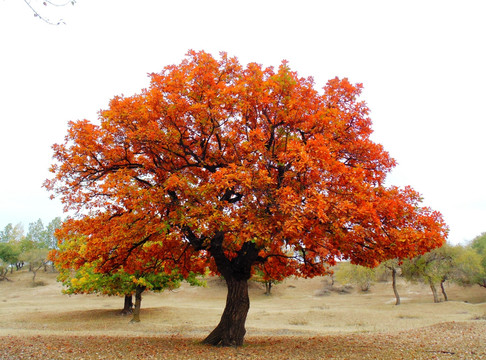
[1, 321, 485, 359]
[2, 272, 485, 359]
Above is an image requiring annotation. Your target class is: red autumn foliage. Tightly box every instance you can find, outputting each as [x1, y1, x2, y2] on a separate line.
[45, 50, 448, 346]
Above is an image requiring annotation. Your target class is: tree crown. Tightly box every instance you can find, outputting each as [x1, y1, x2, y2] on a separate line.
[45, 50, 448, 279]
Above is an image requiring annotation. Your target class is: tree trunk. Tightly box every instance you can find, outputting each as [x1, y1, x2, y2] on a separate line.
[265, 281, 272, 296]
[0, 268, 10, 281]
[130, 286, 145, 323]
[429, 279, 440, 303]
[391, 267, 400, 305]
[120, 295, 133, 315]
[193, 233, 260, 347]
[0, 273, 11, 282]
[202, 276, 250, 347]
[440, 280, 448, 301]
[32, 264, 44, 285]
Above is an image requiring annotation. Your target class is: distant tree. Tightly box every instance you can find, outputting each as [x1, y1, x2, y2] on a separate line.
[0, 260, 11, 281]
[401, 244, 467, 303]
[20, 248, 49, 284]
[449, 246, 484, 288]
[0, 223, 24, 243]
[18, 237, 37, 254]
[436, 245, 459, 301]
[469, 233, 486, 288]
[25, 219, 49, 248]
[252, 268, 277, 296]
[45, 217, 62, 250]
[1, 219, 60, 273]
[252, 260, 288, 296]
[377, 259, 401, 305]
[0, 224, 25, 271]
[471, 232, 486, 253]
[334, 262, 376, 292]
[50, 228, 204, 322]
[25, 218, 61, 250]
[0, 242, 21, 273]
[57, 263, 200, 322]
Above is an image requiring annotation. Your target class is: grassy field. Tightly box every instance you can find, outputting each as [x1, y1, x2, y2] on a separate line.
[0, 269, 485, 359]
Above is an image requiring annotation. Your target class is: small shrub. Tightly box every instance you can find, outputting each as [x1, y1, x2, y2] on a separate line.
[333, 262, 376, 292]
[314, 288, 331, 297]
[397, 314, 420, 319]
[471, 313, 486, 321]
[288, 318, 309, 326]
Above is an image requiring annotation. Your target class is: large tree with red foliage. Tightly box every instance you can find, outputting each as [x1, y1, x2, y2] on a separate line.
[45, 50, 448, 346]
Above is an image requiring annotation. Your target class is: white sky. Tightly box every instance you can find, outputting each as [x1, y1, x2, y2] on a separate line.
[0, 0, 485, 244]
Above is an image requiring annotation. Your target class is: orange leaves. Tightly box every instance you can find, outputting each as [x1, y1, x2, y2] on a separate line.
[45, 50, 448, 283]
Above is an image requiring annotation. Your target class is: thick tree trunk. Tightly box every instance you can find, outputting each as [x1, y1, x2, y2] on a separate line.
[391, 268, 400, 305]
[189, 232, 260, 347]
[120, 295, 133, 315]
[202, 276, 250, 347]
[440, 280, 448, 301]
[429, 279, 440, 303]
[130, 286, 145, 323]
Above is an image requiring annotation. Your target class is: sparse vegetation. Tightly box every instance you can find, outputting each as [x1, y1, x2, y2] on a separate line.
[1, 269, 485, 359]
[471, 313, 486, 321]
[1, 226, 486, 357]
[333, 262, 376, 292]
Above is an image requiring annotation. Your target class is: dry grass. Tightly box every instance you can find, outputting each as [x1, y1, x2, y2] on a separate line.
[1, 270, 485, 359]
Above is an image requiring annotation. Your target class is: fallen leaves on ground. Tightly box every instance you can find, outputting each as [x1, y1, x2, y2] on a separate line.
[1, 321, 484, 359]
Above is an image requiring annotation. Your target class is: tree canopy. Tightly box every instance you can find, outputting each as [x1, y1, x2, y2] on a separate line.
[469, 232, 486, 288]
[45, 50, 448, 346]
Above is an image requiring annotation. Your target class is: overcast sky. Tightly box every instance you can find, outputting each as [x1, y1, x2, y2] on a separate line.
[1, 0, 485, 244]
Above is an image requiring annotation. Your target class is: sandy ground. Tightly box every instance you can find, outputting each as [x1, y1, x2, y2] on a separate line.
[0, 270, 485, 359]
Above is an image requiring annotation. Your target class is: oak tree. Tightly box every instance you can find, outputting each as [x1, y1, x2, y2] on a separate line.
[45, 50, 448, 346]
